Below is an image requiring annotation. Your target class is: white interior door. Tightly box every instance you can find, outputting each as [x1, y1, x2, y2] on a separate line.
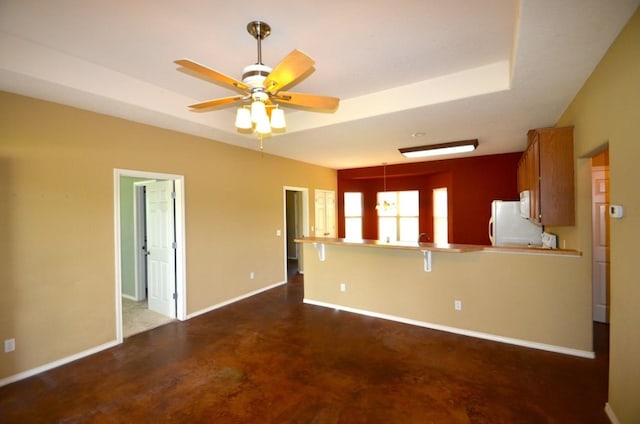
[592, 166, 610, 323]
[315, 189, 336, 237]
[145, 180, 176, 318]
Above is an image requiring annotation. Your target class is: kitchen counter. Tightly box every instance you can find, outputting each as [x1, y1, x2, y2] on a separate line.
[296, 237, 581, 257]
[296, 237, 483, 253]
[484, 244, 582, 257]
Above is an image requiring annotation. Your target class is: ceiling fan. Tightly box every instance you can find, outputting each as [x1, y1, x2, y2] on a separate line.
[174, 20, 339, 134]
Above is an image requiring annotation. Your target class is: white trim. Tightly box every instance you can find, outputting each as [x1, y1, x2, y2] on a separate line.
[283, 186, 310, 279]
[303, 299, 596, 359]
[0, 340, 119, 388]
[114, 169, 187, 345]
[114, 174, 124, 342]
[187, 281, 286, 320]
[121, 293, 137, 301]
[605, 403, 620, 424]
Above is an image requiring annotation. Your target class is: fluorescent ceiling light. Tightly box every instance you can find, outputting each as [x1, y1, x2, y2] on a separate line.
[399, 139, 478, 158]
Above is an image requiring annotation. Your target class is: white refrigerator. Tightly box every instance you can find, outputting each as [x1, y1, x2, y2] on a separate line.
[489, 200, 542, 246]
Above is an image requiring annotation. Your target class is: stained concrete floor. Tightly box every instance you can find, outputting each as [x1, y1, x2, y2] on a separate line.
[0, 273, 610, 423]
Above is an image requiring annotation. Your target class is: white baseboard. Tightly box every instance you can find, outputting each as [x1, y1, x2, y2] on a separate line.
[605, 403, 620, 424]
[187, 281, 287, 320]
[121, 293, 137, 301]
[0, 340, 119, 388]
[303, 298, 595, 359]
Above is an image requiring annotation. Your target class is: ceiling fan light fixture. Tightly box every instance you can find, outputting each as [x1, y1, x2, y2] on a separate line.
[270, 108, 286, 129]
[255, 116, 272, 135]
[250, 100, 267, 123]
[399, 139, 478, 158]
[235, 107, 252, 129]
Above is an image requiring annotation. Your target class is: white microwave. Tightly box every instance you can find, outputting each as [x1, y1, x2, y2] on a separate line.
[519, 190, 530, 218]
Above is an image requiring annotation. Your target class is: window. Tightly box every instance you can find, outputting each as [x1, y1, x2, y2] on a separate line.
[377, 190, 419, 242]
[344, 192, 363, 239]
[433, 188, 448, 244]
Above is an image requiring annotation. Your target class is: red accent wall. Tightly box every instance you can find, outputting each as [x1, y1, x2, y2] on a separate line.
[337, 152, 522, 245]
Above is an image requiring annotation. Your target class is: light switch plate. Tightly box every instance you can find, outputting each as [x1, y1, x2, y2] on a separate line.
[609, 205, 624, 218]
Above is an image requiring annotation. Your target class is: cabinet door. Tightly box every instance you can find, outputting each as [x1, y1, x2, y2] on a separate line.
[527, 139, 541, 223]
[517, 153, 527, 193]
[538, 127, 575, 225]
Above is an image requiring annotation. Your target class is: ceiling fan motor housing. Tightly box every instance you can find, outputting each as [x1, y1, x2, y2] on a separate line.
[242, 64, 272, 88]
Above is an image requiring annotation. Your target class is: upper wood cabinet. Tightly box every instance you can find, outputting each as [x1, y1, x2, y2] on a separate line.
[517, 126, 575, 226]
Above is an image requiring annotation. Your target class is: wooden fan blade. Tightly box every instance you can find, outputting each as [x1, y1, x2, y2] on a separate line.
[188, 95, 244, 110]
[263, 50, 315, 93]
[276, 92, 339, 111]
[175, 59, 250, 92]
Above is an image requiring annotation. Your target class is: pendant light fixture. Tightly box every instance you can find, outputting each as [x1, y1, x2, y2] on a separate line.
[375, 163, 396, 212]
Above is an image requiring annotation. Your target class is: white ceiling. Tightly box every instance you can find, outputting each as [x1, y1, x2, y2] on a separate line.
[1, 0, 638, 169]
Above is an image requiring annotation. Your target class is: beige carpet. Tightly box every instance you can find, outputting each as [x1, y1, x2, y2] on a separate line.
[122, 298, 175, 338]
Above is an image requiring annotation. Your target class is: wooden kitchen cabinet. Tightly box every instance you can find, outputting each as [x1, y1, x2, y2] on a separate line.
[517, 126, 574, 226]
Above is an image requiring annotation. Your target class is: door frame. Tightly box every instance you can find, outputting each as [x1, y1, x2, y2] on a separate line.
[283, 186, 309, 279]
[114, 169, 187, 343]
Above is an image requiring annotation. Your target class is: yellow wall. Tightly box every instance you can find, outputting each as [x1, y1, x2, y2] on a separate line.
[557, 7, 640, 423]
[0, 91, 335, 380]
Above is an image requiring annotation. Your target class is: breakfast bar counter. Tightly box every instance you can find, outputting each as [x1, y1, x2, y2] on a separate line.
[296, 237, 484, 253]
[296, 236, 581, 256]
[295, 237, 591, 358]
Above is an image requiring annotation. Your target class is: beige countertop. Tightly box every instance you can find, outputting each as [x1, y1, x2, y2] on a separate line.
[295, 237, 582, 257]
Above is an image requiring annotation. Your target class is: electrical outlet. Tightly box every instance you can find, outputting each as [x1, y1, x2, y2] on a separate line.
[454, 300, 462, 311]
[340, 283, 346, 292]
[4, 338, 15, 353]
[250, 272, 255, 280]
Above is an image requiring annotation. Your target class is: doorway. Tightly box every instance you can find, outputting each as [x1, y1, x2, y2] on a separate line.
[283, 187, 309, 281]
[591, 150, 610, 323]
[114, 169, 187, 343]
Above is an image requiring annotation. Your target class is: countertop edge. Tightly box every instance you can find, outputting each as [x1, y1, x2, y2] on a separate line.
[295, 237, 582, 257]
[483, 246, 582, 257]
